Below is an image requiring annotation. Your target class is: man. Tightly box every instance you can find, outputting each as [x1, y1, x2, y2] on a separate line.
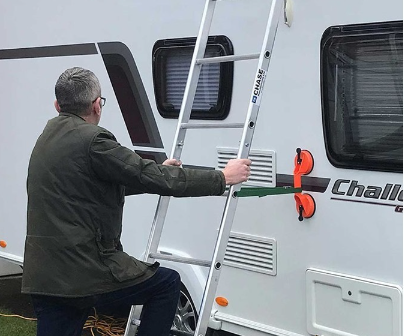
[22, 67, 251, 336]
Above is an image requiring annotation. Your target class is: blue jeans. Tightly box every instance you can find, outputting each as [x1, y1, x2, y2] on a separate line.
[31, 267, 181, 336]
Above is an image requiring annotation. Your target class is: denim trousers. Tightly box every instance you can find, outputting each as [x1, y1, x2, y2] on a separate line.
[31, 267, 181, 336]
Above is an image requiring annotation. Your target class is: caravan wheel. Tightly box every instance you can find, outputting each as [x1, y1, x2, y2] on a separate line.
[172, 285, 197, 333]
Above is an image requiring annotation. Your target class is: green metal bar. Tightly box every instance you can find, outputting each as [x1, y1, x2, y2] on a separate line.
[235, 187, 302, 198]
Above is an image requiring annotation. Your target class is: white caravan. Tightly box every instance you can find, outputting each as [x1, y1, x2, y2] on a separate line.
[0, 1, 402, 336]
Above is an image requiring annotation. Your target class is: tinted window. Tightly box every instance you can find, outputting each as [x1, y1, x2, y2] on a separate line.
[153, 36, 233, 120]
[321, 21, 403, 172]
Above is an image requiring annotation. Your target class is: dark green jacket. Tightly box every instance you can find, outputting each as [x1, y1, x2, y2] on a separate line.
[22, 112, 225, 297]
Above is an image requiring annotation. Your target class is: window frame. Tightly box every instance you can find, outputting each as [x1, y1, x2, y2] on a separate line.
[152, 35, 234, 120]
[321, 20, 403, 173]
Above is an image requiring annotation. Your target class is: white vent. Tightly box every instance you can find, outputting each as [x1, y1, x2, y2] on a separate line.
[217, 147, 276, 187]
[224, 232, 277, 276]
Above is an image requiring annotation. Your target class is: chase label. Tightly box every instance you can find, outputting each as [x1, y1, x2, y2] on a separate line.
[251, 68, 267, 105]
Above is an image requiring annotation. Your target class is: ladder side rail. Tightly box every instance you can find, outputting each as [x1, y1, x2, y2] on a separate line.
[236, 1, 281, 161]
[170, 0, 217, 160]
[144, 196, 171, 262]
[144, 0, 217, 267]
[194, 0, 284, 335]
[125, 305, 142, 336]
[125, 2, 218, 335]
[194, 185, 240, 336]
[124, 308, 134, 336]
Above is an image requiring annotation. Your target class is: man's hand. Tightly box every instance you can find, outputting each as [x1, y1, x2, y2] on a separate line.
[222, 159, 251, 185]
[162, 159, 182, 166]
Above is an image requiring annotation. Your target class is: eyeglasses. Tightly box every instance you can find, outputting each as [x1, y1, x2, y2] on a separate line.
[92, 97, 106, 107]
[100, 97, 106, 107]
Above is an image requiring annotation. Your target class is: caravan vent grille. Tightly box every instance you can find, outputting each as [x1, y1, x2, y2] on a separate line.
[224, 233, 277, 276]
[217, 148, 276, 188]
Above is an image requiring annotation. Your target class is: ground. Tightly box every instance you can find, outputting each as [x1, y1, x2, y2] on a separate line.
[0, 274, 127, 336]
[0, 274, 37, 336]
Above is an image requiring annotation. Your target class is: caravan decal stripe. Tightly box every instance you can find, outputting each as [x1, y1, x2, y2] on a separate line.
[276, 174, 330, 193]
[0, 41, 166, 161]
[0, 44, 98, 60]
[134, 151, 167, 164]
[98, 42, 164, 149]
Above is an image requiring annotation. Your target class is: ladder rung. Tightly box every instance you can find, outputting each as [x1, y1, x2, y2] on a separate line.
[180, 122, 244, 129]
[196, 53, 260, 65]
[170, 329, 194, 336]
[149, 252, 211, 267]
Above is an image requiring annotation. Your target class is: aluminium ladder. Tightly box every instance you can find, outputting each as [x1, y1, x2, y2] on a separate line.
[124, 0, 285, 335]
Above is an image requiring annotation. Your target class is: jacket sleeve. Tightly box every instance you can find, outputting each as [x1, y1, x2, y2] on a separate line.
[89, 130, 226, 197]
[124, 186, 145, 196]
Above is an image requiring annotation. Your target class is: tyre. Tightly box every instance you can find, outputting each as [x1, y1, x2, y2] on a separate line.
[172, 285, 237, 336]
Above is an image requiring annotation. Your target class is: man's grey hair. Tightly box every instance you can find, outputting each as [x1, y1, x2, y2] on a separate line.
[55, 67, 101, 115]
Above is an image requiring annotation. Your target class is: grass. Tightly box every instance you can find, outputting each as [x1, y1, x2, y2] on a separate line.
[0, 305, 125, 336]
[0, 276, 129, 335]
[0, 306, 37, 336]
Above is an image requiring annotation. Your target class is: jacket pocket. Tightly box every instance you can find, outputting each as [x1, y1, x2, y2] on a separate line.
[97, 243, 150, 283]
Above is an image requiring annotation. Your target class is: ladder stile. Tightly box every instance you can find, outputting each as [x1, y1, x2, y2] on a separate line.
[125, 0, 284, 334]
[194, 0, 284, 335]
[144, 0, 217, 267]
[144, 196, 171, 261]
[171, 0, 217, 160]
[124, 1, 218, 335]
[145, 0, 217, 269]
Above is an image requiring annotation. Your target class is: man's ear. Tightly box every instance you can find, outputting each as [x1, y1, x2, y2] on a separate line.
[93, 97, 102, 117]
[54, 100, 61, 113]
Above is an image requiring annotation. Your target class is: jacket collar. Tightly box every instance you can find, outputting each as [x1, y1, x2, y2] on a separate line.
[59, 112, 86, 121]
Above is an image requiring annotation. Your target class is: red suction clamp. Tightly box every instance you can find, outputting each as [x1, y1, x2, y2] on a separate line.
[294, 194, 316, 221]
[293, 148, 316, 222]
